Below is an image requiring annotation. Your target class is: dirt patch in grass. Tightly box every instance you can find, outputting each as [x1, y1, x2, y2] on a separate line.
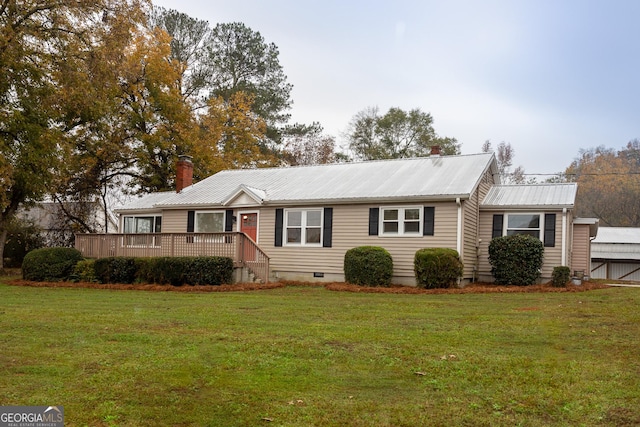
[7, 278, 610, 294]
[324, 281, 609, 294]
[605, 407, 640, 426]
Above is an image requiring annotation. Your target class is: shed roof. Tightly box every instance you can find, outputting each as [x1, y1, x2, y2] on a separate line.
[588, 227, 640, 261]
[592, 227, 640, 244]
[480, 183, 577, 209]
[117, 153, 497, 211]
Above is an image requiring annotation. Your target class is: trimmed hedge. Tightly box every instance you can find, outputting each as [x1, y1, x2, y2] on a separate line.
[72, 259, 98, 283]
[488, 234, 544, 286]
[94, 257, 138, 284]
[135, 257, 183, 286]
[94, 256, 233, 286]
[552, 266, 571, 287]
[22, 247, 84, 281]
[414, 248, 463, 289]
[344, 246, 393, 287]
[136, 257, 233, 286]
[183, 257, 233, 286]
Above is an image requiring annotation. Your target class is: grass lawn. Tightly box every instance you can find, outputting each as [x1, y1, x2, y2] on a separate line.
[1, 278, 639, 426]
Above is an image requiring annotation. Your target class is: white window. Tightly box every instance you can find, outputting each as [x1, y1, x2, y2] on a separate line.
[122, 215, 162, 246]
[195, 211, 225, 233]
[285, 209, 322, 246]
[380, 207, 422, 236]
[506, 214, 542, 238]
[123, 215, 162, 233]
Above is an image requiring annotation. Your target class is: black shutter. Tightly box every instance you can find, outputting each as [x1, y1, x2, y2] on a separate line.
[492, 214, 503, 239]
[323, 208, 333, 247]
[225, 209, 234, 232]
[369, 208, 379, 236]
[275, 208, 284, 247]
[423, 207, 435, 236]
[187, 210, 195, 232]
[544, 213, 556, 247]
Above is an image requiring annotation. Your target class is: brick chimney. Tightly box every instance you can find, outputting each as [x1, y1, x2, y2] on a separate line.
[430, 145, 441, 156]
[176, 155, 193, 193]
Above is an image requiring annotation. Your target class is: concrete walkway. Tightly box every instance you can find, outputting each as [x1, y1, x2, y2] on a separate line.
[604, 283, 640, 288]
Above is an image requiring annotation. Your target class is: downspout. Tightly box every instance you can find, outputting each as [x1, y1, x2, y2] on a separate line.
[456, 197, 463, 286]
[561, 208, 567, 266]
[456, 198, 462, 254]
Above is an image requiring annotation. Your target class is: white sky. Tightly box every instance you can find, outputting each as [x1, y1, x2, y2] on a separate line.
[152, 0, 640, 177]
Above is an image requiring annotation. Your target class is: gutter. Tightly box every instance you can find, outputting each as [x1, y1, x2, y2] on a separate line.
[480, 204, 575, 211]
[150, 194, 473, 210]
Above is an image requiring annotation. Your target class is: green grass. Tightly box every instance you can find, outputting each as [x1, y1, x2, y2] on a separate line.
[1, 280, 640, 426]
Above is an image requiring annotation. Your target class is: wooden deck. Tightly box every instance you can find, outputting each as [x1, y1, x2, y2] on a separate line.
[75, 232, 270, 283]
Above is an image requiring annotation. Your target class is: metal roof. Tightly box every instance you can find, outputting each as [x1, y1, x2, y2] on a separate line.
[481, 183, 577, 209]
[117, 191, 175, 212]
[592, 229, 640, 260]
[117, 153, 497, 211]
[592, 227, 640, 244]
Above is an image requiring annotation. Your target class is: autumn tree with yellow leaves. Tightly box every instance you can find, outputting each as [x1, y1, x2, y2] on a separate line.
[0, 0, 147, 269]
[566, 141, 640, 226]
[193, 92, 278, 178]
[1, 1, 324, 265]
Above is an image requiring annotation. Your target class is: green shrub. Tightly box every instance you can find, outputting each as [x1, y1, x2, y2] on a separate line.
[344, 246, 393, 287]
[488, 234, 544, 285]
[93, 257, 138, 284]
[22, 247, 83, 281]
[137, 256, 233, 286]
[552, 266, 571, 287]
[72, 259, 98, 283]
[133, 258, 153, 283]
[183, 257, 233, 285]
[146, 257, 185, 285]
[414, 248, 463, 289]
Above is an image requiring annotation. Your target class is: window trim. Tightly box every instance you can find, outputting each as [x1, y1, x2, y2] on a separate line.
[504, 213, 544, 240]
[378, 206, 423, 237]
[190, 210, 228, 243]
[193, 210, 226, 233]
[283, 208, 323, 247]
[121, 214, 162, 247]
[122, 215, 162, 234]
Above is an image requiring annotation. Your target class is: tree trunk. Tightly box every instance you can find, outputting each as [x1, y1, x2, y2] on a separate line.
[0, 202, 21, 273]
[0, 222, 8, 273]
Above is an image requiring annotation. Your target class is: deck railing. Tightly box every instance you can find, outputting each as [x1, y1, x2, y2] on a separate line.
[75, 232, 270, 283]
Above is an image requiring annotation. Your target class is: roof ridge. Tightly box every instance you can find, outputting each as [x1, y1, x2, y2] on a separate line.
[492, 182, 576, 187]
[215, 152, 493, 174]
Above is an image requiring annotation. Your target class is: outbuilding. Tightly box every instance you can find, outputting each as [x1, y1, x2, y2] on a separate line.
[591, 227, 640, 281]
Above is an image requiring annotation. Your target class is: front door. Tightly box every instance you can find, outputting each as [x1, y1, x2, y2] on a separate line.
[240, 213, 258, 261]
[240, 213, 258, 242]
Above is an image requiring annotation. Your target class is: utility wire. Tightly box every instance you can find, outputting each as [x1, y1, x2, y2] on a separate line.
[517, 172, 640, 177]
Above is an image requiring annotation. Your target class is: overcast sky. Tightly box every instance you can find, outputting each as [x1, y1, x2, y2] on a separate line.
[152, 0, 640, 177]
